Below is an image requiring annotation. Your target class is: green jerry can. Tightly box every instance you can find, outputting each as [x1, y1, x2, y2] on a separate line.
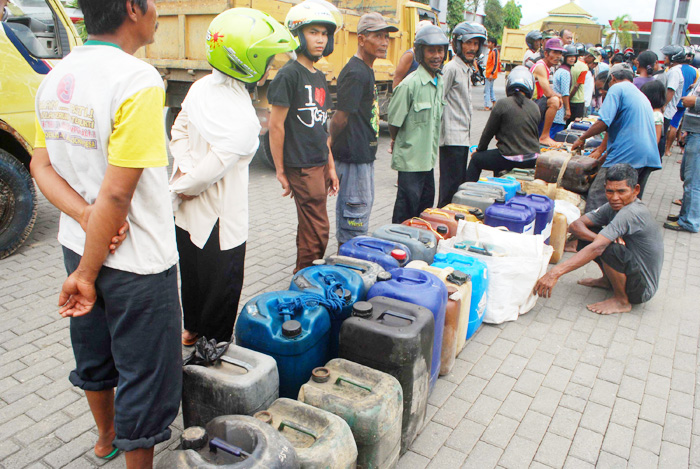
[298, 359, 403, 469]
[255, 398, 358, 469]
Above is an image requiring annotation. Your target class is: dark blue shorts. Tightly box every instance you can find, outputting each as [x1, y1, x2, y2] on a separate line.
[63, 247, 182, 451]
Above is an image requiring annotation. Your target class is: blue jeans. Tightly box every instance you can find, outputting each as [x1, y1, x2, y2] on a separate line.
[679, 132, 700, 232]
[484, 78, 496, 108]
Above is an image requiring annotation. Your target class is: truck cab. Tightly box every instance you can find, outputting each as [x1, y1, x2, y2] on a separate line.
[0, 0, 80, 258]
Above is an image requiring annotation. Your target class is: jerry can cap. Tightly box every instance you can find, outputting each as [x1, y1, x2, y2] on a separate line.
[311, 367, 331, 383]
[312, 259, 326, 265]
[282, 320, 302, 338]
[376, 271, 392, 282]
[495, 197, 506, 204]
[455, 213, 465, 221]
[391, 249, 407, 261]
[436, 225, 448, 235]
[335, 288, 352, 302]
[352, 301, 374, 318]
[181, 426, 208, 451]
[516, 190, 527, 196]
[448, 270, 469, 285]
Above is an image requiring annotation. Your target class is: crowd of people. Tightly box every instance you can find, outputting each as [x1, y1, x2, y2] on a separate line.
[26, 0, 697, 465]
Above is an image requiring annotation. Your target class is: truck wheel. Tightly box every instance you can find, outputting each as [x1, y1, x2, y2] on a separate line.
[255, 133, 275, 170]
[0, 149, 37, 259]
[165, 107, 181, 141]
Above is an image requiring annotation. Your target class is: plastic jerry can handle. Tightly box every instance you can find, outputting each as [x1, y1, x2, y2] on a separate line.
[334, 263, 368, 274]
[387, 227, 412, 239]
[508, 202, 532, 211]
[424, 209, 450, 220]
[468, 245, 493, 256]
[356, 239, 384, 252]
[278, 420, 318, 441]
[377, 310, 416, 323]
[218, 355, 253, 371]
[335, 376, 372, 392]
[392, 269, 426, 284]
[529, 194, 550, 203]
[209, 438, 250, 458]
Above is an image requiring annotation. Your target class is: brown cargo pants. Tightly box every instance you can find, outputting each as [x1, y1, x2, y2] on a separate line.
[286, 165, 331, 273]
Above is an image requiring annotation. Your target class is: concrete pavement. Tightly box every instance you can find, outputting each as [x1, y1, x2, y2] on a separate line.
[1, 77, 700, 468]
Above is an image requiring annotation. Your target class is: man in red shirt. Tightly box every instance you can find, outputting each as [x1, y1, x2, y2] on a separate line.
[531, 38, 564, 146]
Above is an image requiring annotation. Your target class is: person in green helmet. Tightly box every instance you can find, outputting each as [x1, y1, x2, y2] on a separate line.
[268, 0, 340, 273]
[169, 8, 297, 345]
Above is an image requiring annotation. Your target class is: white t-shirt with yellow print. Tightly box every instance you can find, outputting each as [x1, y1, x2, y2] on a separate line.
[35, 42, 177, 275]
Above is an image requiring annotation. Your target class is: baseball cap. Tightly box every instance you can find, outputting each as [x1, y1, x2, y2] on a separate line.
[586, 47, 601, 62]
[609, 62, 633, 75]
[357, 12, 398, 34]
[544, 38, 564, 52]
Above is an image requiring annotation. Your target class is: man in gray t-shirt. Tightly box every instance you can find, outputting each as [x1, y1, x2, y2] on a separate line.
[535, 164, 664, 314]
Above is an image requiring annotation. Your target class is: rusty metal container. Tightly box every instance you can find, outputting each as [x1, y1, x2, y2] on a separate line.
[534, 150, 599, 194]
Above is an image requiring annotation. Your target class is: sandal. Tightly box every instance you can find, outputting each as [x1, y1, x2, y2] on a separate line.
[672, 199, 682, 206]
[667, 214, 680, 222]
[96, 447, 120, 461]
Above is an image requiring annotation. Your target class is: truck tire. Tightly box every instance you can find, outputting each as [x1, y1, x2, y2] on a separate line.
[255, 132, 275, 170]
[165, 107, 181, 141]
[0, 149, 37, 259]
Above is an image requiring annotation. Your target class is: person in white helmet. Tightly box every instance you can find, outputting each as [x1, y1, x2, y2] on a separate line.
[268, 1, 340, 273]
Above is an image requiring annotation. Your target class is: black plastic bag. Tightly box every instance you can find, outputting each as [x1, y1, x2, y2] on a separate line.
[183, 337, 230, 367]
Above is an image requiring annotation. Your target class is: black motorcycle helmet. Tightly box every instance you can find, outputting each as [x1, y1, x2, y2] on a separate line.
[562, 44, 578, 59]
[603, 45, 614, 59]
[414, 24, 449, 64]
[451, 21, 486, 62]
[525, 30, 543, 51]
[574, 42, 586, 56]
[506, 65, 535, 99]
[661, 44, 687, 63]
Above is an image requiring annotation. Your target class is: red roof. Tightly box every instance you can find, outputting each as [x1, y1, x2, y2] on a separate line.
[609, 20, 700, 35]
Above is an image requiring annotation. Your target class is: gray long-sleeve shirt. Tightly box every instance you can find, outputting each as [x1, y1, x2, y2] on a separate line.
[682, 83, 700, 134]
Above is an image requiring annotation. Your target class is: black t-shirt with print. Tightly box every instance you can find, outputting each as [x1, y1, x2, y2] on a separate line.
[267, 60, 331, 168]
[332, 56, 379, 164]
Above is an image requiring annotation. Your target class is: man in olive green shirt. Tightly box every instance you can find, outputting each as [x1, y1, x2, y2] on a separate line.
[569, 44, 589, 123]
[388, 25, 448, 223]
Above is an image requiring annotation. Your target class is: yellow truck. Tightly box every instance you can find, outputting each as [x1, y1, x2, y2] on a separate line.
[137, 0, 439, 166]
[0, 0, 81, 258]
[501, 27, 528, 68]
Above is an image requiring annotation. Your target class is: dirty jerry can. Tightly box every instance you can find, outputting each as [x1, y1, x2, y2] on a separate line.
[452, 181, 506, 212]
[534, 150, 599, 194]
[338, 297, 433, 454]
[432, 253, 488, 339]
[372, 224, 438, 264]
[183, 344, 279, 429]
[235, 291, 331, 399]
[314, 256, 384, 292]
[338, 236, 410, 270]
[549, 212, 568, 264]
[290, 265, 366, 358]
[419, 208, 467, 238]
[255, 398, 358, 469]
[485, 199, 536, 235]
[509, 192, 555, 243]
[367, 268, 447, 392]
[441, 203, 485, 221]
[299, 359, 403, 469]
[401, 217, 450, 241]
[158, 415, 299, 468]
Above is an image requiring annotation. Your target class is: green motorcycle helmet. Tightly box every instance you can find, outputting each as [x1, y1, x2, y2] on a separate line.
[206, 8, 298, 83]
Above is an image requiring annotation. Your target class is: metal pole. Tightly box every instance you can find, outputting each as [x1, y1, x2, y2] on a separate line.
[672, 0, 692, 45]
[649, 0, 678, 59]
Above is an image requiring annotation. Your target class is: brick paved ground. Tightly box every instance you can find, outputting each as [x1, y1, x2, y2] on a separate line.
[2, 77, 700, 468]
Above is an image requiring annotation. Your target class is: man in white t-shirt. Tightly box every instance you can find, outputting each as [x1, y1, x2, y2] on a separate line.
[660, 45, 687, 156]
[31, 0, 181, 467]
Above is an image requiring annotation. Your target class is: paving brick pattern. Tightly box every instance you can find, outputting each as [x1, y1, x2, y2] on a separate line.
[1, 77, 699, 468]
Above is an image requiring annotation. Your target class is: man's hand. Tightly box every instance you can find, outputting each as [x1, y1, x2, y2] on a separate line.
[534, 270, 560, 298]
[565, 108, 571, 120]
[571, 137, 585, 152]
[58, 271, 97, 318]
[588, 146, 604, 161]
[682, 96, 697, 108]
[277, 171, 293, 198]
[389, 139, 395, 154]
[80, 205, 129, 254]
[327, 168, 339, 196]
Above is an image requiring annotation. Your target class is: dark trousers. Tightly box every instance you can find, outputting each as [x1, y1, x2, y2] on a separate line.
[176, 223, 246, 343]
[438, 146, 469, 207]
[465, 148, 537, 182]
[63, 247, 182, 452]
[392, 170, 435, 224]
[286, 165, 330, 273]
[567, 102, 586, 126]
[658, 117, 671, 159]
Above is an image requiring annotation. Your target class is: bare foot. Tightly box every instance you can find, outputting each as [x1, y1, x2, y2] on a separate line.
[539, 137, 561, 148]
[182, 330, 198, 345]
[586, 297, 632, 315]
[95, 430, 116, 458]
[564, 238, 578, 253]
[578, 277, 611, 289]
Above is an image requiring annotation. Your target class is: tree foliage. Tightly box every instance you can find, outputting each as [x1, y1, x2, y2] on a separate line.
[503, 0, 522, 30]
[605, 14, 639, 49]
[447, 0, 465, 31]
[483, 0, 504, 42]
